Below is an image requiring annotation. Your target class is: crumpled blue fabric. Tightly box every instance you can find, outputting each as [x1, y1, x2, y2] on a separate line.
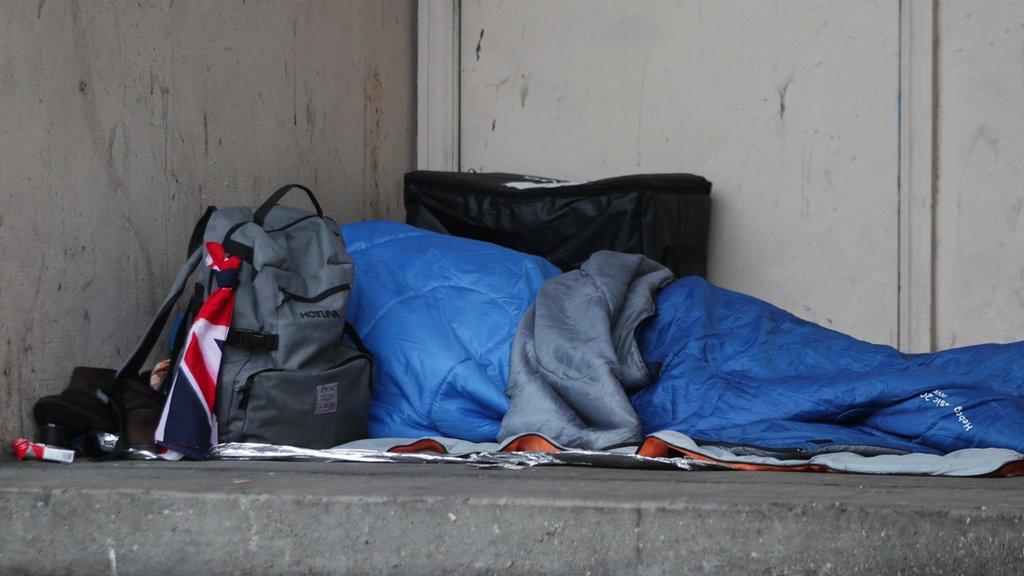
[344, 221, 1024, 455]
[342, 220, 560, 441]
[634, 277, 1024, 455]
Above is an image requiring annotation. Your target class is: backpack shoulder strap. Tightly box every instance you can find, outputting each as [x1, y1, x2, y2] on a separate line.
[163, 206, 218, 390]
[187, 206, 217, 256]
[101, 248, 202, 458]
[114, 248, 203, 383]
[343, 322, 371, 357]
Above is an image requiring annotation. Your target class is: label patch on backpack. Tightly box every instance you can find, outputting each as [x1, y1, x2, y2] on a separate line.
[315, 383, 338, 415]
[300, 310, 341, 319]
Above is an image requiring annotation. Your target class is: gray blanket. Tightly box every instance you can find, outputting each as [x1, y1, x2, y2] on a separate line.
[498, 251, 674, 449]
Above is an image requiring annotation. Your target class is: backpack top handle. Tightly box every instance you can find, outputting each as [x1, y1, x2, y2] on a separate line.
[253, 184, 323, 227]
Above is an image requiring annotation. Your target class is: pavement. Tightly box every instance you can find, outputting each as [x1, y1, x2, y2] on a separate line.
[1, 459, 1023, 575]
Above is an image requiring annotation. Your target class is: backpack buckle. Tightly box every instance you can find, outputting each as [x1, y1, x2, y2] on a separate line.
[228, 329, 278, 351]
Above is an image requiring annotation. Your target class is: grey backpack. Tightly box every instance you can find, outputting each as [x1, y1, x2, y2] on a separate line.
[116, 184, 373, 452]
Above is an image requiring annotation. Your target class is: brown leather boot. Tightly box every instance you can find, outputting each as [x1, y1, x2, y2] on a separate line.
[109, 378, 164, 452]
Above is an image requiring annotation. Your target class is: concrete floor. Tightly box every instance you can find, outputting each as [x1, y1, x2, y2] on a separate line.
[2, 459, 1023, 575]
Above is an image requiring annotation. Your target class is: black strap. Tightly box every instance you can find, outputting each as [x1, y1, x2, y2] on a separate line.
[222, 239, 254, 263]
[115, 249, 202, 383]
[187, 206, 216, 256]
[172, 207, 215, 376]
[343, 322, 371, 356]
[253, 184, 323, 227]
[162, 282, 206, 394]
[225, 329, 278, 351]
[221, 220, 254, 263]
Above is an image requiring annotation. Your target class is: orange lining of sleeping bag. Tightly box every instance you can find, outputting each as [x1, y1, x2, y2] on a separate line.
[989, 460, 1024, 477]
[386, 434, 562, 455]
[638, 436, 1024, 477]
[639, 436, 840, 473]
[388, 438, 449, 454]
[499, 434, 562, 453]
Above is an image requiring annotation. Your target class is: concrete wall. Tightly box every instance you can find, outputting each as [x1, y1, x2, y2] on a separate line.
[436, 0, 1024, 350]
[935, 1, 1024, 348]
[0, 0, 416, 445]
[457, 0, 902, 345]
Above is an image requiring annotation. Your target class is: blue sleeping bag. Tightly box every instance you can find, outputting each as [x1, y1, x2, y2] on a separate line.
[344, 221, 1024, 454]
[635, 278, 1024, 455]
[342, 220, 560, 441]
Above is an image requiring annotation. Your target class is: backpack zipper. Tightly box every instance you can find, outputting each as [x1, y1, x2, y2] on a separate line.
[280, 283, 350, 305]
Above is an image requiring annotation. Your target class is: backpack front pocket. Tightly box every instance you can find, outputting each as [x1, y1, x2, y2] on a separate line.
[254, 263, 352, 369]
[238, 353, 371, 449]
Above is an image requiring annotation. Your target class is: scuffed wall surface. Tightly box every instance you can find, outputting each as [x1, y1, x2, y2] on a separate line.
[0, 0, 415, 445]
[935, 1, 1024, 347]
[459, 0, 900, 346]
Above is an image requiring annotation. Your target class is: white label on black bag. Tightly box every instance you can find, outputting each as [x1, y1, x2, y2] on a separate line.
[504, 179, 587, 190]
[315, 383, 338, 415]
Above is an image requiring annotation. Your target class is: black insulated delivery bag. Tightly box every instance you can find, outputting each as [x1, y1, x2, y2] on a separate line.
[404, 171, 712, 277]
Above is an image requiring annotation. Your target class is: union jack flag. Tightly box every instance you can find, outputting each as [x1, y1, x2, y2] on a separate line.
[155, 242, 241, 460]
